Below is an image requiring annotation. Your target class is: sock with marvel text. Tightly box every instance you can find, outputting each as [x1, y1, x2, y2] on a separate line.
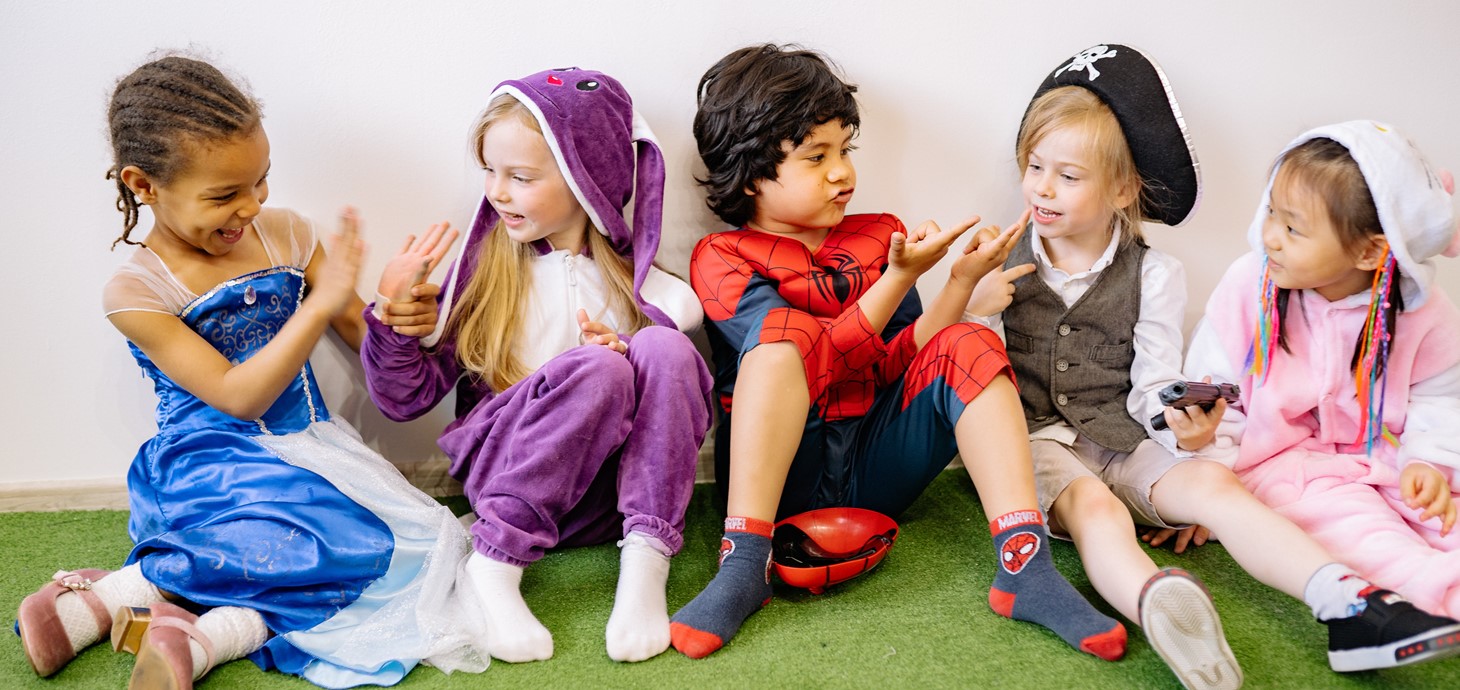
[987, 509, 1127, 660]
[668, 517, 773, 659]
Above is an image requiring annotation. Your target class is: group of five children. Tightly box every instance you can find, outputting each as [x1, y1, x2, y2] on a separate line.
[12, 40, 1460, 690]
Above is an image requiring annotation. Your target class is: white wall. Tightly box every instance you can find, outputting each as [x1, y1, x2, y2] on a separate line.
[3, 1, 1458, 492]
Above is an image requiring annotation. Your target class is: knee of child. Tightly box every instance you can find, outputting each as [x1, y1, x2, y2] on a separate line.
[742, 340, 805, 373]
[932, 322, 1007, 359]
[1062, 478, 1132, 528]
[1164, 459, 1245, 502]
[630, 326, 697, 365]
[576, 344, 636, 391]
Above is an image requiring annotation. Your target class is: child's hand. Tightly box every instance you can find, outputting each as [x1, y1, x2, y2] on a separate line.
[1163, 376, 1226, 450]
[887, 215, 980, 281]
[377, 222, 459, 304]
[309, 208, 368, 317]
[577, 308, 627, 355]
[1139, 525, 1212, 554]
[379, 282, 442, 338]
[950, 209, 1031, 291]
[965, 263, 1036, 317]
[1401, 463, 1456, 536]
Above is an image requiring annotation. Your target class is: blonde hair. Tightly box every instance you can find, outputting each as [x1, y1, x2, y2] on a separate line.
[445, 94, 654, 393]
[1017, 86, 1146, 243]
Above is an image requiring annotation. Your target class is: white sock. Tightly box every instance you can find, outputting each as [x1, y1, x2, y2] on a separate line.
[1304, 563, 1371, 621]
[53, 564, 163, 650]
[465, 552, 552, 662]
[605, 532, 672, 662]
[188, 607, 268, 680]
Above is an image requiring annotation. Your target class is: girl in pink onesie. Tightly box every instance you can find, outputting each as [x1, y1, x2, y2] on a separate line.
[1185, 121, 1460, 626]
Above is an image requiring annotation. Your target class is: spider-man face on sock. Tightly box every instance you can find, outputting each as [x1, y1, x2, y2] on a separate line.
[1001, 532, 1041, 574]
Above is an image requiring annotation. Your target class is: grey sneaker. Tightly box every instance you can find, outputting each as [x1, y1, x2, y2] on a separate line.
[1140, 568, 1242, 690]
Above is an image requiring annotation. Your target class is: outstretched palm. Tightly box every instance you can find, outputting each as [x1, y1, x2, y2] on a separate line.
[377, 222, 459, 302]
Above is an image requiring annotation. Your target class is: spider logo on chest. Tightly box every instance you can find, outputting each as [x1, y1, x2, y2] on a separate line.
[812, 252, 868, 306]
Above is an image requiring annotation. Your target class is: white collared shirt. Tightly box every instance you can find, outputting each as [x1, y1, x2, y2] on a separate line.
[966, 227, 1189, 451]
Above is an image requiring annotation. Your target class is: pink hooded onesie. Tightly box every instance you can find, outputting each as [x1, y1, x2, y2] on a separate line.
[1186, 121, 1460, 616]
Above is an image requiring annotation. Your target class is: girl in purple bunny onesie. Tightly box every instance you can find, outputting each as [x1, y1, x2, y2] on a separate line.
[1183, 121, 1460, 622]
[361, 68, 712, 664]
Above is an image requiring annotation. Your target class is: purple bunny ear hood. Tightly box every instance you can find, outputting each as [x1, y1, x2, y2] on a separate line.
[423, 67, 671, 347]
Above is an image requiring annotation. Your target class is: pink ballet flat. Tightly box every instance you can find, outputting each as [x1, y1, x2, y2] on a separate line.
[128, 601, 214, 690]
[15, 569, 113, 677]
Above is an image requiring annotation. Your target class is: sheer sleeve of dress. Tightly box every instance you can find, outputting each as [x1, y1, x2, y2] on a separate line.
[102, 248, 196, 317]
[102, 209, 320, 318]
[254, 207, 319, 270]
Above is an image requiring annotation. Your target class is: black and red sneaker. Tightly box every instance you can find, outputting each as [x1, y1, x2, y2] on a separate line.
[1325, 588, 1460, 672]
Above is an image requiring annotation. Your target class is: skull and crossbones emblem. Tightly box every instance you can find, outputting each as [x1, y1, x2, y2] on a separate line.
[1057, 45, 1119, 81]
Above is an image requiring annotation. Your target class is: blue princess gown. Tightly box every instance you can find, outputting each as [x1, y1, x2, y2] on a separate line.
[101, 208, 489, 687]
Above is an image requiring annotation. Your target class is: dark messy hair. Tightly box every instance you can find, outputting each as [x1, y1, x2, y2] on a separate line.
[106, 55, 262, 249]
[693, 44, 860, 227]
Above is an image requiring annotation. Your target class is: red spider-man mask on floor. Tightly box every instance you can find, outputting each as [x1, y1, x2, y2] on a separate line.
[771, 508, 899, 594]
[1000, 532, 1040, 574]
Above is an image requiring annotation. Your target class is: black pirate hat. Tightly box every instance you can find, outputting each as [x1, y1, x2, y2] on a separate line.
[1020, 44, 1201, 227]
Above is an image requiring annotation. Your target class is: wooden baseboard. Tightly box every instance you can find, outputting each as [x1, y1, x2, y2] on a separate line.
[0, 479, 132, 512]
[1, 441, 720, 514]
[0, 462, 468, 514]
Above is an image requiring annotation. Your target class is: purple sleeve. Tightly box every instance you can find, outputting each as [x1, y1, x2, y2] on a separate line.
[360, 304, 463, 422]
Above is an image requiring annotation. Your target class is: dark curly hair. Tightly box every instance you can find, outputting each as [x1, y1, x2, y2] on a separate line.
[106, 55, 261, 249]
[693, 44, 859, 227]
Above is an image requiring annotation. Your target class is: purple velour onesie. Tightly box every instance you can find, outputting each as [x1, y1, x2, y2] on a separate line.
[361, 68, 712, 566]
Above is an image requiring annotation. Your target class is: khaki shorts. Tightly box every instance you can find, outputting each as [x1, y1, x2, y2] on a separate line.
[1032, 435, 1189, 533]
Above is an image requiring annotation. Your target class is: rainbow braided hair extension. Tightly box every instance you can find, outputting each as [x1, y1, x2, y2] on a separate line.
[1354, 246, 1399, 453]
[1245, 257, 1282, 384]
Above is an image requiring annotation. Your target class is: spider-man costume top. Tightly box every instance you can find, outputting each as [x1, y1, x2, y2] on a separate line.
[691, 213, 1014, 516]
[691, 213, 923, 421]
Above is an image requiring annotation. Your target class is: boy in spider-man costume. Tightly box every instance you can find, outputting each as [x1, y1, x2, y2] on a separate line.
[668, 43, 1127, 661]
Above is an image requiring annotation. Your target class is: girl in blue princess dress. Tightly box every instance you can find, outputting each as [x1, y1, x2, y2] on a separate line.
[14, 55, 485, 689]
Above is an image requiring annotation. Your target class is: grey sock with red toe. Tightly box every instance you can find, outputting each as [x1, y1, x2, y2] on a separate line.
[669, 517, 773, 659]
[987, 510, 1127, 660]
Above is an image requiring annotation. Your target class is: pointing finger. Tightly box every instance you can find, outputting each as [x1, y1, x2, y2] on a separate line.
[949, 214, 984, 235]
[1007, 263, 1038, 280]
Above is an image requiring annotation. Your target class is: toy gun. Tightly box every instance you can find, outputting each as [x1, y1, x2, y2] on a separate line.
[1149, 381, 1241, 431]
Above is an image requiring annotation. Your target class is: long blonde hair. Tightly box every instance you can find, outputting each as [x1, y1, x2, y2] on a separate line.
[444, 94, 654, 393]
[1017, 86, 1147, 243]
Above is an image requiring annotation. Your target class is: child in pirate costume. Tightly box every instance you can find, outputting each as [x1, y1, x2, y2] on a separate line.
[965, 46, 1460, 687]
[361, 68, 712, 664]
[1181, 121, 1460, 658]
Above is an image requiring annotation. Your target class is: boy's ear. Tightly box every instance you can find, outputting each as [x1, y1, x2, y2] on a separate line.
[1111, 180, 1138, 212]
[1354, 235, 1390, 271]
[119, 165, 158, 204]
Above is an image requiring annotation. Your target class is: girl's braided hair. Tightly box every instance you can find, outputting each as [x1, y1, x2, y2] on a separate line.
[106, 55, 260, 249]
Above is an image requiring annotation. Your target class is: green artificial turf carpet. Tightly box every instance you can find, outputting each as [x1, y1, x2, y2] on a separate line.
[3, 470, 1457, 688]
